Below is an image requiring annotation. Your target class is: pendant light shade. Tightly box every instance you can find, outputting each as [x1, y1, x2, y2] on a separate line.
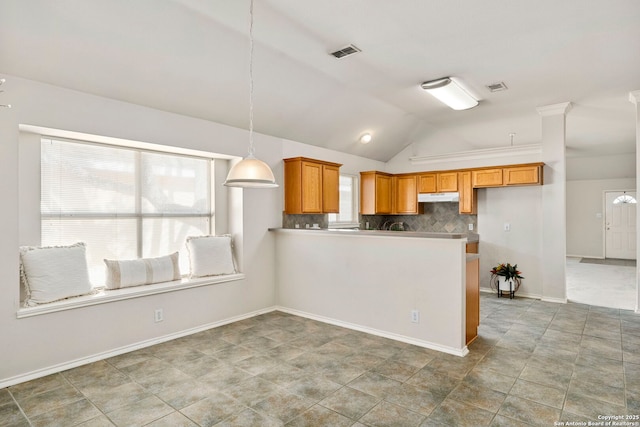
[223, 0, 278, 189]
[224, 154, 278, 188]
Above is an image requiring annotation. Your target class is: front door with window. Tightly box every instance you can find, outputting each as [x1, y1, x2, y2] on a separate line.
[605, 191, 637, 260]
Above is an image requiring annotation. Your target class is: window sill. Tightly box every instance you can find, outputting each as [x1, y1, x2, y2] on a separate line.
[16, 273, 245, 319]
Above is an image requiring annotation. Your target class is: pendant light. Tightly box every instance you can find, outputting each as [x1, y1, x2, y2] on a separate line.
[224, 0, 278, 188]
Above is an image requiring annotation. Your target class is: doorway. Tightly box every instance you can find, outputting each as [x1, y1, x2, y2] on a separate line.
[605, 190, 637, 260]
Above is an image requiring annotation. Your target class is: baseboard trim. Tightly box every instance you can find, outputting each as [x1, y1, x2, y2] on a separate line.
[540, 296, 568, 304]
[275, 306, 468, 358]
[0, 306, 277, 389]
[480, 287, 543, 301]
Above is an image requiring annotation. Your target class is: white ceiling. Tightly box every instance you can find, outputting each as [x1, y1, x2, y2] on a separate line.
[1, 0, 639, 162]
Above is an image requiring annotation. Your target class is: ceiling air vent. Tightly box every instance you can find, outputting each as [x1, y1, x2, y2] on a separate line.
[330, 44, 361, 59]
[486, 81, 508, 92]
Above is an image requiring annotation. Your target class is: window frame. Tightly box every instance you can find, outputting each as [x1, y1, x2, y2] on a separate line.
[39, 137, 216, 285]
[328, 173, 360, 228]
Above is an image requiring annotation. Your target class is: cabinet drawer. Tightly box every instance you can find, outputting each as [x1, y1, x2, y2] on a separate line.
[472, 169, 503, 187]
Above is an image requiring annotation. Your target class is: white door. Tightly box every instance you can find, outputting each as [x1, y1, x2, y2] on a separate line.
[605, 191, 637, 260]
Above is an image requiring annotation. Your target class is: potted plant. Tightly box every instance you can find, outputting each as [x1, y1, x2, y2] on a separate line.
[490, 263, 524, 298]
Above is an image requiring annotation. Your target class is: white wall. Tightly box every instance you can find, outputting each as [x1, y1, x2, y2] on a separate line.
[0, 75, 391, 386]
[478, 186, 543, 297]
[566, 178, 636, 258]
[274, 230, 468, 355]
[0, 75, 286, 386]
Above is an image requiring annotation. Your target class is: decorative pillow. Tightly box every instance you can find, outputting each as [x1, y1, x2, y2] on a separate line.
[104, 252, 180, 290]
[20, 242, 93, 306]
[186, 235, 237, 278]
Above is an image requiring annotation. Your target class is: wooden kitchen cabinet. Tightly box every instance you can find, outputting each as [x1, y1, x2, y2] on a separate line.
[458, 171, 477, 214]
[472, 168, 503, 188]
[466, 256, 480, 345]
[360, 171, 393, 215]
[418, 173, 437, 193]
[394, 174, 420, 214]
[437, 172, 458, 192]
[418, 172, 457, 193]
[504, 164, 543, 186]
[284, 157, 342, 214]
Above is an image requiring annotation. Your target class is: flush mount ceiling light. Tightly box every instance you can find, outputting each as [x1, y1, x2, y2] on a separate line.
[359, 133, 372, 144]
[420, 77, 478, 110]
[224, 0, 278, 188]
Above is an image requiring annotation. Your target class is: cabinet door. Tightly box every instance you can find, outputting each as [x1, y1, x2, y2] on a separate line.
[395, 175, 418, 214]
[504, 165, 542, 185]
[418, 173, 437, 193]
[375, 174, 393, 214]
[465, 257, 480, 345]
[437, 172, 458, 192]
[284, 160, 303, 214]
[301, 161, 323, 213]
[458, 171, 477, 214]
[322, 164, 340, 213]
[472, 168, 503, 187]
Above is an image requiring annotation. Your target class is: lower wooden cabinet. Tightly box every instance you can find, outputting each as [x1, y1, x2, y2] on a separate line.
[466, 256, 480, 345]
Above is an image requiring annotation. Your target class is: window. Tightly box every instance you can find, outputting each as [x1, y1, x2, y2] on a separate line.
[328, 174, 359, 226]
[41, 138, 214, 285]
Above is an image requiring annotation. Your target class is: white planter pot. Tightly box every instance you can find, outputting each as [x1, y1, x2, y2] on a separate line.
[498, 277, 515, 292]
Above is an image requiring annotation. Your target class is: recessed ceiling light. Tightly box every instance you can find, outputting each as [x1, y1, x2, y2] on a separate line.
[359, 133, 372, 144]
[420, 77, 478, 110]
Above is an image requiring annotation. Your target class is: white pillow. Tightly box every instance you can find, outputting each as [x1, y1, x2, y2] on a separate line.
[104, 252, 181, 290]
[20, 242, 93, 306]
[186, 235, 237, 278]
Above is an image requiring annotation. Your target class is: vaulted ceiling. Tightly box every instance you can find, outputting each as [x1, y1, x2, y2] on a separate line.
[1, 0, 639, 162]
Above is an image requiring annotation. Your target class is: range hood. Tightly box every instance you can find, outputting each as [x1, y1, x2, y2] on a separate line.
[418, 192, 459, 203]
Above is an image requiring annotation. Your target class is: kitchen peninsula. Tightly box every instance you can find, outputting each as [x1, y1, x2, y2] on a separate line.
[271, 228, 479, 356]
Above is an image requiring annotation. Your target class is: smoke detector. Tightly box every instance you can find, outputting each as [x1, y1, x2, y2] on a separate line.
[486, 81, 508, 92]
[330, 44, 361, 59]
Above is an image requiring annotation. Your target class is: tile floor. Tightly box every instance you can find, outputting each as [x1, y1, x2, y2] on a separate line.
[566, 257, 637, 310]
[2, 295, 640, 426]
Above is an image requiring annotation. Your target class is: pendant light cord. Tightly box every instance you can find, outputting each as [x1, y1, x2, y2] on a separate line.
[248, 0, 255, 157]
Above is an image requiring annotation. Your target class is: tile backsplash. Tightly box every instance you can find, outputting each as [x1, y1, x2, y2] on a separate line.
[283, 202, 477, 233]
[362, 202, 477, 233]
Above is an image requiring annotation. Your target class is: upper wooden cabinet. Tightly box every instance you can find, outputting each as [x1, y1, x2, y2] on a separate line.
[458, 171, 477, 214]
[504, 164, 543, 186]
[418, 172, 457, 193]
[284, 157, 342, 214]
[472, 168, 503, 188]
[418, 173, 437, 193]
[437, 172, 458, 192]
[361, 171, 393, 215]
[394, 174, 421, 214]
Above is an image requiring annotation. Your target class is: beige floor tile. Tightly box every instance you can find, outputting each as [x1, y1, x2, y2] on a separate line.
[497, 395, 561, 426]
[179, 391, 245, 427]
[425, 398, 494, 427]
[285, 404, 354, 427]
[359, 401, 425, 427]
[251, 389, 316, 423]
[447, 382, 506, 413]
[29, 399, 101, 427]
[105, 395, 173, 427]
[563, 390, 628, 420]
[319, 386, 379, 419]
[509, 379, 565, 409]
[0, 401, 30, 427]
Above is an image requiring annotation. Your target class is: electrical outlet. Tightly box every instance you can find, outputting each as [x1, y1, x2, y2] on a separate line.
[468, 223, 474, 231]
[154, 308, 164, 323]
[411, 310, 420, 323]
[504, 222, 511, 232]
